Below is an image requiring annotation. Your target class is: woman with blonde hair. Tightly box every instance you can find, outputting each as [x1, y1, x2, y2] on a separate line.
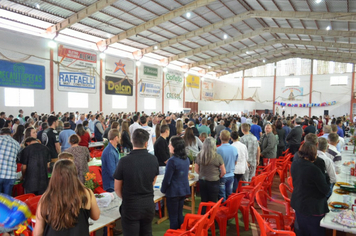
[176, 119, 184, 136]
[195, 137, 226, 203]
[33, 159, 100, 235]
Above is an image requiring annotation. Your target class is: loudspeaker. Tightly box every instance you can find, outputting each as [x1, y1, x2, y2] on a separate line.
[324, 110, 329, 116]
[265, 109, 269, 114]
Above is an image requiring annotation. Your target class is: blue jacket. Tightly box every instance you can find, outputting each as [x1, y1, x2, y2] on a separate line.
[161, 156, 190, 198]
[94, 121, 103, 141]
[101, 142, 120, 192]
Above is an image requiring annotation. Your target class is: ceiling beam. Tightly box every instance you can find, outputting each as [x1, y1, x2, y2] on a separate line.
[96, 0, 216, 48]
[134, 11, 356, 57]
[188, 39, 356, 69]
[46, 0, 118, 34]
[216, 53, 355, 77]
[163, 27, 356, 64]
[210, 48, 356, 72]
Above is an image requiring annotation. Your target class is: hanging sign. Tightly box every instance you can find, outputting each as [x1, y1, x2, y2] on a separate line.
[281, 87, 304, 101]
[0, 60, 45, 89]
[139, 64, 161, 82]
[105, 56, 135, 80]
[165, 69, 183, 85]
[58, 44, 97, 68]
[166, 86, 182, 100]
[139, 81, 161, 98]
[186, 74, 200, 88]
[105, 76, 133, 96]
[58, 72, 95, 93]
[202, 80, 214, 100]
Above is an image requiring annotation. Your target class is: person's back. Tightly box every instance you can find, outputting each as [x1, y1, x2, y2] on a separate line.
[59, 123, 76, 152]
[250, 124, 262, 140]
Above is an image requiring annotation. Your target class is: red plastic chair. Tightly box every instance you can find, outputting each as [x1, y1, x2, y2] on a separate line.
[164, 212, 209, 236]
[255, 162, 273, 176]
[26, 195, 42, 215]
[237, 173, 267, 194]
[239, 182, 263, 231]
[90, 149, 103, 158]
[214, 193, 245, 236]
[282, 148, 290, 155]
[262, 168, 277, 196]
[88, 166, 106, 194]
[252, 207, 296, 236]
[255, 190, 294, 231]
[14, 193, 36, 202]
[279, 183, 295, 218]
[276, 155, 292, 183]
[287, 176, 293, 191]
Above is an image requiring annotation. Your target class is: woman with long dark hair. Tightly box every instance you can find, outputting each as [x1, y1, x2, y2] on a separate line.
[13, 124, 24, 144]
[33, 159, 100, 235]
[275, 120, 285, 158]
[161, 136, 190, 229]
[183, 127, 202, 159]
[75, 124, 91, 148]
[121, 120, 133, 150]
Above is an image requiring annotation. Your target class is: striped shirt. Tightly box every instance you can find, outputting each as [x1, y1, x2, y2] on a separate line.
[0, 135, 20, 179]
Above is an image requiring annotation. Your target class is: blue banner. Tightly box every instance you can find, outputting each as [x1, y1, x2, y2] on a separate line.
[0, 60, 45, 89]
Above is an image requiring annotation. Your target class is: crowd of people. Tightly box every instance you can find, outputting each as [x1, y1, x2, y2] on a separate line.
[0, 109, 351, 235]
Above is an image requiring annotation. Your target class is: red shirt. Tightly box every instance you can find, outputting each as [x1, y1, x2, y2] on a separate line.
[79, 132, 91, 147]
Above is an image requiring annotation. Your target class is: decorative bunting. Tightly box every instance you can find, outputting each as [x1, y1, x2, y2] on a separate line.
[274, 101, 336, 108]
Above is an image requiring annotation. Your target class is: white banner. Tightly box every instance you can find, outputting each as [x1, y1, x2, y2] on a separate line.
[58, 72, 96, 93]
[105, 55, 135, 80]
[139, 63, 161, 82]
[139, 81, 161, 98]
[202, 80, 214, 100]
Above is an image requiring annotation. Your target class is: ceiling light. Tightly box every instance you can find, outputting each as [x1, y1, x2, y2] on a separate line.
[223, 34, 228, 39]
[263, 59, 266, 63]
[315, 0, 322, 3]
[184, 73, 188, 77]
[35, 3, 40, 9]
[154, 45, 158, 50]
[99, 53, 106, 59]
[208, 66, 211, 69]
[48, 40, 57, 49]
[186, 12, 191, 18]
[226, 71, 229, 74]
[163, 67, 168, 73]
[326, 26, 331, 31]
[136, 61, 141, 66]
[246, 51, 250, 54]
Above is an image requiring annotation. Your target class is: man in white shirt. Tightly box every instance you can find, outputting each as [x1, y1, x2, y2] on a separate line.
[139, 116, 156, 154]
[317, 137, 337, 198]
[230, 131, 248, 193]
[327, 133, 342, 174]
[129, 115, 141, 137]
[88, 115, 96, 134]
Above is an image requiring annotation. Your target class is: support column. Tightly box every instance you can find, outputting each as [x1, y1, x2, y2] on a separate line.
[242, 70, 245, 99]
[162, 72, 165, 113]
[350, 64, 356, 120]
[200, 78, 202, 100]
[183, 75, 186, 108]
[309, 59, 314, 117]
[135, 66, 138, 112]
[50, 48, 54, 112]
[100, 59, 103, 112]
[272, 62, 277, 114]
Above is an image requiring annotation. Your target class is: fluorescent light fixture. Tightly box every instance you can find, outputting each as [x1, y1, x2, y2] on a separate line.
[136, 61, 141, 66]
[35, 3, 40, 9]
[99, 53, 106, 59]
[246, 51, 250, 54]
[315, 0, 322, 3]
[186, 12, 191, 18]
[48, 40, 57, 49]
[223, 34, 228, 39]
[326, 26, 331, 31]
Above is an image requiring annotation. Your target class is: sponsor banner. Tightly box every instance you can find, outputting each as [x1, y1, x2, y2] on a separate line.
[105, 56, 135, 80]
[0, 60, 45, 89]
[166, 85, 182, 100]
[139, 63, 161, 82]
[186, 74, 200, 88]
[202, 80, 214, 100]
[58, 72, 95, 93]
[105, 76, 133, 96]
[165, 69, 183, 85]
[139, 81, 161, 98]
[281, 87, 303, 101]
[58, 44, 97, 68]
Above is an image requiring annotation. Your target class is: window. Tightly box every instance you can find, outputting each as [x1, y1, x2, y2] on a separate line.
[168, 100, 179, 112]
[112, 96, 127, 109]
[247, 79, 261, 88]
[4, 88, 34, 107]
[144, 98, 156, 110]
[68, 92, 88, 108]
[330, 76, 348, 86]
[285, 78, 300, 87]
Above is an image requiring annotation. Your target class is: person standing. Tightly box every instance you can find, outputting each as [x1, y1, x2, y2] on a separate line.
[276, 120, 286, 158]
[59, 122, 76, 152]
[250, 117, 262, 141]
[121, 121, 133, 151]
[139, 116, 156, 154]
[303, 119, 317, 136]
[231, 131, 248, 192]
[0, 128, 20, 195]
[69, 114, 76, 130]
[42, 116, 60, 161]
[161, 136, 190, 229]
[286, 118, 303, 154]
[20, 137, 51, 195]
[88, 115, 96, 134]
[94, 114, 104, 141]
[260, 124, 277, 168]
[102, 129, 120, 192]
[197, 118, 211, 136]
[154, 125, 170, 166]
[129, 115, 141, 137]
[217, 130, 238, 201]
[114, 129, 159, 236]
[0, 112, 6, 128]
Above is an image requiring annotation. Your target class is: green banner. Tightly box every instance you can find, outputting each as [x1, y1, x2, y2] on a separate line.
[143, 66, 158, 77]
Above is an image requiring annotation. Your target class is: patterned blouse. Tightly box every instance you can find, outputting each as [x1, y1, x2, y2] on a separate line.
[65, 146, 90, 183]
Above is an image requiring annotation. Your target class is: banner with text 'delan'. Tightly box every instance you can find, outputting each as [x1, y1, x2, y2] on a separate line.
[105, 76, 133, 96]
[0, 60, 45, 89]
[186, 74, 200, 89]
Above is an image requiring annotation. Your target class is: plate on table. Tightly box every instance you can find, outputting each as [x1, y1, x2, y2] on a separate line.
[334, 188, 350, 195]
[329, 202, 349, 212]
[335, 182, 351, 187]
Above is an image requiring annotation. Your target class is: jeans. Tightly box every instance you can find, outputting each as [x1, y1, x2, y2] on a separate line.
[219, 176, 234, 201]
[120, 202, 155, 236]
[232, 174, 243, 193]
[295, 211, 325, 236]
[0, 179, 15, 196]
[166, 196, 185, 230]
[327, 183, 334, 199]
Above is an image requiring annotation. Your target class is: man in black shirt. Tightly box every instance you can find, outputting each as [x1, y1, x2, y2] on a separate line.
[154, 124, 170, 166]
[0, 112, 6, 128]
[114, 129, 159, 236]
[303, 119, 317, 136]
[42, 116, 60, 160]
